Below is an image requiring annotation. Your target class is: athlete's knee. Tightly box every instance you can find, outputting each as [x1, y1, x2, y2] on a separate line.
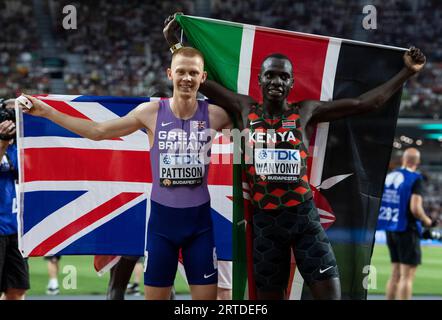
[145, 285, 174, 300]
[391, 273, 401, 283]
[391, 265, 401, 282]
[256, 288, 286, 300]
[400, 272, 415, 283]
[400, 265, 417, 281]
[4, 288, 26, 300]
[309, 277, 341, 300]
[106, 287, 126, 300]
[217, 287, 232, 300]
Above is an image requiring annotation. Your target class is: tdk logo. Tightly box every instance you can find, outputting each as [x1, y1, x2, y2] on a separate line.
[257, 150, 268, 160]
[256, 149, 299, 161]
[161, 154, 202, 165]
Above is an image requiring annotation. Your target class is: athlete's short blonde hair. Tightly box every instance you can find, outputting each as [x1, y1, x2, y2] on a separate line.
[171, 46, 205, 65]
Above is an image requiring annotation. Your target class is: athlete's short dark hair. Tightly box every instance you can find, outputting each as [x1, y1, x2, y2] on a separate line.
[261, 53, 293, 72]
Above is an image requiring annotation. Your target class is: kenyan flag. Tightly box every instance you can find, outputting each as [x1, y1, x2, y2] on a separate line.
[177, 15, 406, 300]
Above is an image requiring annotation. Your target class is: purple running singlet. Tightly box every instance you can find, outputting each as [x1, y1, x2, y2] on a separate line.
[150, 98, 212, 208]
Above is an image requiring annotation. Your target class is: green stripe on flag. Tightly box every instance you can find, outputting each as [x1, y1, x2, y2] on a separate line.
[176, 15, 243, 92]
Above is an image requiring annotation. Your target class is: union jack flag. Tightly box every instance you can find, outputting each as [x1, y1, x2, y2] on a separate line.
[17, 95, 232, 261]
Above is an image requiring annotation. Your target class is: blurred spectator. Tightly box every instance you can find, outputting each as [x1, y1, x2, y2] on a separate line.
[0, 0, 47, 97]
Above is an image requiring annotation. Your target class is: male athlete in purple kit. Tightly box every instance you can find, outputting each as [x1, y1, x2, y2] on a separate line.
[21, 46, 232, 300]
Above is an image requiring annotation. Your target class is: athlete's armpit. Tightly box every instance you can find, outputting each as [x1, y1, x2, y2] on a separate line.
[208, 104, 233, 130]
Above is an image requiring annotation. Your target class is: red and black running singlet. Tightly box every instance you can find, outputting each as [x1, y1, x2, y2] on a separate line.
[245, 104, 313, 210]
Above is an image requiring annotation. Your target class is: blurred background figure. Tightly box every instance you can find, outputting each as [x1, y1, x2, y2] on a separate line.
[126, 258, 143, 296]
[377, 148, 439, 300]
[0, 98, 30, 300]
[45, 256, 61, 295]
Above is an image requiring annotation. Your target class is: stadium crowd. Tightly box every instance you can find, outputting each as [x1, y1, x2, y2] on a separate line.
[52, 0, 194, 96]
[0, 0, 50, 97]
[1, 0, 440, 118]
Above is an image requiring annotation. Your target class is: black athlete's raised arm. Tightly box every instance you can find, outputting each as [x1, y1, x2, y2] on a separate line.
[199, 79, 256, 116]
[304, 47, 426, 125]
[163, 13, 256, 118]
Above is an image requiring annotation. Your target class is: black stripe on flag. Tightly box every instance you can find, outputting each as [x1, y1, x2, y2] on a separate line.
[304, 43, 405, 300]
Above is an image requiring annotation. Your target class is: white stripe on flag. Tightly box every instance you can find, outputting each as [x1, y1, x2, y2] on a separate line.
[69, 102, 148, 145]
[186, 15, 406, 51]
[208, 185, 233, 222]
[237, 26, 255, 94]
[177, 261, 188, 285]
[290, 38, 341, 300]
[320, 39, 342, 103]
[310, 38, 342, 187]
[96, 256, 121, 277]
[289, 268, 304, 300]
[20, 181, 150, 193]
[40, 95, 81, 101]
[22, 136, 149, 151]
[21, 184, 150, 256]
[46, 193, 147, 256]
[211, 143, 233, 154]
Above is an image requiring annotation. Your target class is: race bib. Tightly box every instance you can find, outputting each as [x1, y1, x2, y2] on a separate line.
[254, 148, 300, 182]
[159, 153, 205, 187]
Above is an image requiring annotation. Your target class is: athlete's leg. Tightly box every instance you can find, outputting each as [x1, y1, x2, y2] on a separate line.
[189, 284, 217, 300]
[4, 288, 26, 300]
[106, 256, 138, 300]
[385, 231, 401, 299]
[144, 201, 181, 300]
[182, 228, 218, 300]
[180, 201, 218, 300]
[46, 256, 60, 294]
[291, 200, 340, 300]
[308, 278, 341, 300]
[47, 257, 59, 281]
[143, 236, 178, 300]
[396, 230, 420, 300]
[256, 288, 286, 300]
[144, 285, 174, 300]
[253, 209, 291, 300]
[385, 262, 401, 300]
[217, 261, 232, 300]
[217, 287, 231, 300]
[133, 260, 144, 285]
[397, 264, 417, 300]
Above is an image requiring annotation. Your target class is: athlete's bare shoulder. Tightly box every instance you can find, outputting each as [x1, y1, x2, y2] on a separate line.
[298, 99, 321, 128]
[208, 103, 232, 130]
[134, 100, 160, 115]
[208, 103, 226, 115]
[130, 100, 160, 133]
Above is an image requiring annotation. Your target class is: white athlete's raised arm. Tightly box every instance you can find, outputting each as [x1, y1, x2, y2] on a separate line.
[22, 95, 153, 140]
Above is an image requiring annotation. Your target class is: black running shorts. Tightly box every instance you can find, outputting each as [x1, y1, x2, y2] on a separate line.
[386, 230, 421, 266]
[253, 199, 339, 291]
[0, 234, 30, 292]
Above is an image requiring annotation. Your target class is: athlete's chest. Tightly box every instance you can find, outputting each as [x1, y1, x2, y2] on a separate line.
[247, 106, 303, 146]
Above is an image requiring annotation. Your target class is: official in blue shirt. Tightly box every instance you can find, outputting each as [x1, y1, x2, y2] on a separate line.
[0, 99, 30, 299]
[377, 148, 435, 300]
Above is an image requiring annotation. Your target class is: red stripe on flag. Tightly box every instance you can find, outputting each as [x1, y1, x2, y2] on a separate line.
[41, 99, 122, 141]
[24, 148, 151, 182]
[42, 99, 92, 119]
[29, 192, 143, 256]
[208, 155, 233, 185]
[249, 28, 329, 103]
